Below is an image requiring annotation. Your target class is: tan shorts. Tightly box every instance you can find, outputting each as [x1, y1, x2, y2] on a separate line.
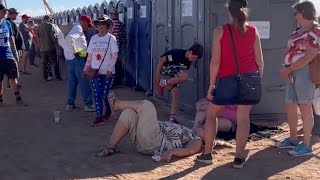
[119, 100, 163, 155]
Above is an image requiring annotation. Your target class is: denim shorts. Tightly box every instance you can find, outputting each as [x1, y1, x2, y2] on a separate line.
[286, 65, 315, 104]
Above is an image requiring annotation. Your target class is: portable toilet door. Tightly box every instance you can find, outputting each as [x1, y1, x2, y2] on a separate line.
[152, 0, 173, 101]
[70, 9, 76, 23]
[76, 8, 81, 21]
[81, 7, 87, 16]
[124, 0, 139, 87]
[108, 0, 116, 15]
[87, 5, 94, 20]
[169, 0, 205, 114]
[136, 0, 152, 93]
[93, 3, 100, 21]
[100, 1, 109, 15]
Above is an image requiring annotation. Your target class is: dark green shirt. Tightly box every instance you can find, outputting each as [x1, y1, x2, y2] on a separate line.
[37, 22, 56, 52]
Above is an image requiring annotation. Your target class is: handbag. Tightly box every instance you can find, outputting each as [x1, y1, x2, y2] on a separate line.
[85, 36, 111, 78]
[310, 53, 320, 84]
[213, 24, 262, 105]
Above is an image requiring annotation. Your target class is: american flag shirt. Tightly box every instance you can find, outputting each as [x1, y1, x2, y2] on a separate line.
[284, 24, 320, 65]
[110, 19, 126, 52]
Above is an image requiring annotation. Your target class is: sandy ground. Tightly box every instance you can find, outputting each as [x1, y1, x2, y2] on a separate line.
[0, 64, 319, 180]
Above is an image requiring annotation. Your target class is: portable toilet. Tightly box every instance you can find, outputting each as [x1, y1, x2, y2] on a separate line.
[93, 3, 100, 21]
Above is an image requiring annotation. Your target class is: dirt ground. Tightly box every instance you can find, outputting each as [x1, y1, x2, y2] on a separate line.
[0, 65, 319, 180]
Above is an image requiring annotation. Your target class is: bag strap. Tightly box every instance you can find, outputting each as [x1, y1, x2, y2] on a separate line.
[97, 35, 112, 71]
[227, 24, 240, 75]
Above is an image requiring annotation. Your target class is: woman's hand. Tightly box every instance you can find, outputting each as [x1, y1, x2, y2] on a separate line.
[207, 86, 215, 101]
[107, 71, 113, 78]
[160, 149, 174, 162]
[280, 66, 292, 83]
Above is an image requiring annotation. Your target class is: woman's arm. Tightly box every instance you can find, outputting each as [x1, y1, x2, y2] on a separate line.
[206, 26, 223, 100]
[253, 28, 264, 78]
[289, 46, 318, 71]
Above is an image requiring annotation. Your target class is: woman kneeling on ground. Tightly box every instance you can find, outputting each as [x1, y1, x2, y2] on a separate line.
[95, 92, 202, 161]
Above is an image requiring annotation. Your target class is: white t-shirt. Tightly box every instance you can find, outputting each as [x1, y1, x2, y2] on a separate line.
[87, 33, 118, 74]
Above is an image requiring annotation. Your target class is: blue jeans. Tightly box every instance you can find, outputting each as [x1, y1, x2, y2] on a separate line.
[92, 75, 114, 118]
[66, 57, 93, 106]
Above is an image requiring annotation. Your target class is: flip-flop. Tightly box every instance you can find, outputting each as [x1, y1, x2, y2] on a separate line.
[95, 147, 118, 158]
[108, 91, 118, 113]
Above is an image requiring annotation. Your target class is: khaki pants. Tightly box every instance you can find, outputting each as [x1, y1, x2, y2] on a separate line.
[119, 100, 163, 154]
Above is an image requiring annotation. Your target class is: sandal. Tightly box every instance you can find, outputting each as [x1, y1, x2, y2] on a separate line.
[95, 147, 118, 158]
[108, 91, 118, 113]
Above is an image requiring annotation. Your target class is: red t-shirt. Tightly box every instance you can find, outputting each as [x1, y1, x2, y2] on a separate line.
[218, 24, 258, 78]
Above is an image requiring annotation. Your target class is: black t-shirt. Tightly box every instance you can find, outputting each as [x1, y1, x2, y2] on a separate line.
[6, 18, 23, 50]
[161, 49, 191, 70]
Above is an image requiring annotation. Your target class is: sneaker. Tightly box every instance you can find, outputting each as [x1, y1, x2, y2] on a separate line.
[65, 104, 74, 112]
[91, 118, 104, 126]
[288, 144, 313, 156]
[16, 99, 28, 106]
[196, 153, 213, 164]
[274, 138, 297, 149]
[103, 113, 111, 121]
[233, 157, 246, 169]
[169, 115, 179, 124]
[84, 104, 95, 112]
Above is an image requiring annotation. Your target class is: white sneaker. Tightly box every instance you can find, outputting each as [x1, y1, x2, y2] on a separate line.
[65, 104, 74, 112]
[47, 76, 53, 81]
[84, 104, 95, 112]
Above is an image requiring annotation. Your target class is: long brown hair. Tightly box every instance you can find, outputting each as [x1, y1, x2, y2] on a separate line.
[293, 1, 317, 21]
[228, 0, 249, 34]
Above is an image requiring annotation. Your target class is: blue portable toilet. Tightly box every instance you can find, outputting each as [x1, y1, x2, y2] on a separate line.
[136, 0, 152, 93]
[124, 0, 139, 88]
[87, 5, 94, 20]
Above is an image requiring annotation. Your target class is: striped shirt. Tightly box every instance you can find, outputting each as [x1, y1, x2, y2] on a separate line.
[110, 19, 126, 52]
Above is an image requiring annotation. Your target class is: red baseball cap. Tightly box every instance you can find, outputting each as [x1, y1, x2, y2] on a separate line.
[79, 15, 94, 28]
[21, 14, 31, 19]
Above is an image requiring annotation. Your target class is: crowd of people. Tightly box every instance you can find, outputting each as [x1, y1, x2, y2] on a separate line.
[0, 0, 319, 170]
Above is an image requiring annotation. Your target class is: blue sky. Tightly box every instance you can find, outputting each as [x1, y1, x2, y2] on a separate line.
[7, 0, 108, 16]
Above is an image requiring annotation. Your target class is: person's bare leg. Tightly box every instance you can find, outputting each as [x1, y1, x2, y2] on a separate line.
[9, 78, 18, 93]
[114, 100, 141, 112]
[235, 105, 252, 158]
[107, 120, 129, 148]
[286, 103, 299, 143]
[166, 71, 188, 85]
[218, 118, 233, 132]
[0, 81, 3, 104]
[299, 103, 314, 147]
[21, 51, 30, 73]
[203, 104, 224, 154]
[171, 87, 180, 115]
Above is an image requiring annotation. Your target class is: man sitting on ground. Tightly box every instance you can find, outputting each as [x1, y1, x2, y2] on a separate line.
[192, 98, 237, 140]
[95, 92, 202, 162]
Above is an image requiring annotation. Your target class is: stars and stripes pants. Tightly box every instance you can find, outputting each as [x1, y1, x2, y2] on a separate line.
[91, 74, 114, 118]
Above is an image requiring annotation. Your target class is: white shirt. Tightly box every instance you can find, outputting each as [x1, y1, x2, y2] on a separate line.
[63, 23, 87, 60]
[87, 33, 118, 74]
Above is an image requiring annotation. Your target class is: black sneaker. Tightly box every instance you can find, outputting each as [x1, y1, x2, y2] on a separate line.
[233, 157, 246, 169]
[196, 153, 213, 164]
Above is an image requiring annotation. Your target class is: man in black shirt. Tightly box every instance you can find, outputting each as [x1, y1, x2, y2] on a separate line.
[155, 43, 203, 124]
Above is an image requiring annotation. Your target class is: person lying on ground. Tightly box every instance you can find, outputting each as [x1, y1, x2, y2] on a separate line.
[192, 98, 237, 140]
[95, 92, 202, 162]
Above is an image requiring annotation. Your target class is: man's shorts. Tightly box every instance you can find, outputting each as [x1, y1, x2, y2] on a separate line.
[0, 58, 19, 81]
[161, 65, 182, 88]
[286, 65, 315, 104]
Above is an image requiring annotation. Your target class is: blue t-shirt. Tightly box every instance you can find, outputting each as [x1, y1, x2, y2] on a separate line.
[0, 19, 14, 59]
